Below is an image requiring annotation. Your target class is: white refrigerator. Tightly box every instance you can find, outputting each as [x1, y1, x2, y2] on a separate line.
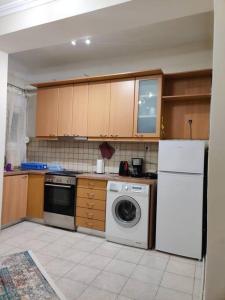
[156, 140, 206, 259]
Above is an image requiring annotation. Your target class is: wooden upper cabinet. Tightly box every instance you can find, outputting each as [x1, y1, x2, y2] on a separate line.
[2, 175, 28, 225]
[88, 81, 110, 137]
[58, 85, 73, 136]
[72, 83, 88, 136]
[109, 79, 135, 137]
[134, 75, 162, 138]
[36, 87, 59, 137]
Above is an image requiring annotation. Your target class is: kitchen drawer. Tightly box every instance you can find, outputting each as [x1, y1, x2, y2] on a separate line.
[78, 178, 107, 190]
[77, 188, 106, 201]
[76, 207, 105, 221]
[76, 216, 105, 231]
[76, 198, 106, 211]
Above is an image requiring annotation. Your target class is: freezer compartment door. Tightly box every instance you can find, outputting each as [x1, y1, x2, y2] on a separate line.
[156, 172, 203, 259]
[158, 140, 205, 174]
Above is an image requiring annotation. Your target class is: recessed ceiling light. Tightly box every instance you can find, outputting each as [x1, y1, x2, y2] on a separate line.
[71, 40, 76, 46]
[85, 38, 91, 45]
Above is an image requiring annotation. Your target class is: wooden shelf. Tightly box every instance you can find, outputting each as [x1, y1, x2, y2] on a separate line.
[162, 69, 212, 140]
[162, 94, 211, 102]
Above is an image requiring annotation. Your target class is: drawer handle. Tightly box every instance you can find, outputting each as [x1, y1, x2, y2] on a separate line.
[86, 222, 93, 226]
[87, 203, 94, 208]
[87, 213, 94, 218]
[87, 193, 95, 198]
[88, 182, 95, 187]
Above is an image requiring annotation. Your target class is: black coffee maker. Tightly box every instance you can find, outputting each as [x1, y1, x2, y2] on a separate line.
[132, 158, 144, 177]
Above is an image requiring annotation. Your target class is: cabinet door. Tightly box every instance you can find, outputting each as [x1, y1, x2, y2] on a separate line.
[36, 87, 59, 137]
[2, 175, 28, 225]
[58, 85, 73, 136]
[109, 79, 135, 137]
[88, 81, 110, 137]
[134, 75, 162, 137]
[72, 83, 88, 136]
[17, 175, 28, 219]
[2, 176, 13, 225]
[27, 174, 44, 219]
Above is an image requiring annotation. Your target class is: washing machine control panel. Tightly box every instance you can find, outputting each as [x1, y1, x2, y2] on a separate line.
[107, 181, 149, 194]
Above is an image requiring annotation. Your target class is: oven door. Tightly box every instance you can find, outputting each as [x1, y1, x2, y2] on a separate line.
[44, 183, 75, 216]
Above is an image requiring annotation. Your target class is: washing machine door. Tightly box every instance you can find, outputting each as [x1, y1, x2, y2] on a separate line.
[112, 196, 141, 228]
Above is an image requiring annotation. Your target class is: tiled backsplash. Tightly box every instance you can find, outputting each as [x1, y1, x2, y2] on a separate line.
[27, 139, 158, 173]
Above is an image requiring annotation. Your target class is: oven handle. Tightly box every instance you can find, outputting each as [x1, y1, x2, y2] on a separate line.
[45, 183, 72, 189]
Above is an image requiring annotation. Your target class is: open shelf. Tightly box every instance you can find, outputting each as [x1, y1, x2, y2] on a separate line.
[161, 69, 212, 140]
[162, 94, 211, 102]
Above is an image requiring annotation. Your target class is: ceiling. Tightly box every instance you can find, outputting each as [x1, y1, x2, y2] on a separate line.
[10, 11, 213, 72]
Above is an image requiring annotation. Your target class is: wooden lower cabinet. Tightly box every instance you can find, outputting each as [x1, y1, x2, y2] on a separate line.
[76, 178, 107, 231]
[78, 178, 107, 190]
[76, 217, 105, 231]
[77, 188, 106, 201]
[27, 174, 45, 219]
[2, 175, 28, 225]
[76, 207, 105, 221]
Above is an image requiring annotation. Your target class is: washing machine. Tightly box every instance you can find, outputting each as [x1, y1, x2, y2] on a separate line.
[106, 181, 151, 249]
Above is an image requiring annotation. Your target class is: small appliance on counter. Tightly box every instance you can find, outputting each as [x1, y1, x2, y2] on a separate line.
[119, 161, 129, 176]
[131, 158, 144, 177]
[96, 159, 105, 174]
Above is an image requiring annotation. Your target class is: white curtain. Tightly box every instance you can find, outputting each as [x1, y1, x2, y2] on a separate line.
[5, 86, 27, 167]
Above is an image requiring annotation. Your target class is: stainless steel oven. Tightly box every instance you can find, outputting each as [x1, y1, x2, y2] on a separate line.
[44, 172, 78, 230]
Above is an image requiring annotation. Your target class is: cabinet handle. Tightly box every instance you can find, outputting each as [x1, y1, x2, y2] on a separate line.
[87, 203, 94, 208]
[87, 213, 94, 218]
[22, 176, 27, 179]
[86, 222, 93, 226]
[87, 192, 95, 198]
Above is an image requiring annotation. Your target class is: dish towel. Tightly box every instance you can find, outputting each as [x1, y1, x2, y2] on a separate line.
[99, 142, 115, 159]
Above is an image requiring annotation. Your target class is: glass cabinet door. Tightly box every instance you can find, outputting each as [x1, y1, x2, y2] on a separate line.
[134, 76, 162, 137]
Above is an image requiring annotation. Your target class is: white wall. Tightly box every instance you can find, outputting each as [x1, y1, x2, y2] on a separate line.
[29, 42, 212, 82]
[204, 0, 225, 299]
[0, 51, 8, 226]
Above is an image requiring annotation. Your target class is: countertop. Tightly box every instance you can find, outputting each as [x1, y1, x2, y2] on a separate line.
[4, 170, 157, 185]
[4, 170, 48, 176]
[76, 173, 157, 185]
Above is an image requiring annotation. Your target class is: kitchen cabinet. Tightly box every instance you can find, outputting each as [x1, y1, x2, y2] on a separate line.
[27, 174, 45, 219]
[109, 79, 135, 137]
[76, 178, 107, 231]
[134, 75, 162, 138]
[162, 70, 212, 139]
[88, 81, 110, 137]
[58, 85, 73, 136]
[2, 175, 28, 225]
[36, 87, 59, 137]
[72, 83, 89, 136]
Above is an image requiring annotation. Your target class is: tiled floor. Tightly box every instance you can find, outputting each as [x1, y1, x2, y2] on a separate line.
[0, 221, 204, 300]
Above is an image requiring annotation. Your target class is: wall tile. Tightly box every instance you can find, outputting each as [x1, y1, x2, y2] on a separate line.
[27, 139, 158, 173]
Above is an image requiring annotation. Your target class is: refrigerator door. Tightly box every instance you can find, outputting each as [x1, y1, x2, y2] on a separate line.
[156, 171, 203, 259]
[158, 140, 205, 174]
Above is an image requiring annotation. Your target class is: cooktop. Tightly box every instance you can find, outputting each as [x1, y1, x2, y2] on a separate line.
[46, 170, 83, 176]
